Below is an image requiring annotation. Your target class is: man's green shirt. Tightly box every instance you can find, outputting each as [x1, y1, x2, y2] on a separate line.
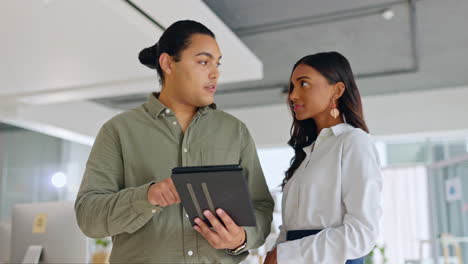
[75, 93, 274, 263]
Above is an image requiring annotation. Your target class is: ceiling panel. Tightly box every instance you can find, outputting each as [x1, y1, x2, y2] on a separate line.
[237, 3, 413, 83]
[94, 0, 468, 110]
[203, 0, 397, 30]
[0, 0, 156, 95]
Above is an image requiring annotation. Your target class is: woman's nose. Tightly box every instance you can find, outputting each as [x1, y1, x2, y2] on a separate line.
[289, 88, 298, 101]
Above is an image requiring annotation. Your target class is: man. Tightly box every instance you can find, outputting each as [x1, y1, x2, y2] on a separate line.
[75, 20, 274, 263]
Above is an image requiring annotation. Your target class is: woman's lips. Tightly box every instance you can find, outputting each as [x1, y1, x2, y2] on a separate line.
[293, 104, 304, 111]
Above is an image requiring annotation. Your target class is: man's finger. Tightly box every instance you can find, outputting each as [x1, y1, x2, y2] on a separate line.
[166, 179, 181, 203]
[166, 178, 177, 190]
[162, 189, 176, 203]
[158, 192, 170, 206]
[203, 210, 229, 238]
[216, 208, 238, 232]
[170, 188, 181, 203]
[194, 218, 220, 245]
[194, 218, 216, 237]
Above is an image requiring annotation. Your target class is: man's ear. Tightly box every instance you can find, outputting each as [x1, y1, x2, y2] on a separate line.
[159, 53, 173, 75]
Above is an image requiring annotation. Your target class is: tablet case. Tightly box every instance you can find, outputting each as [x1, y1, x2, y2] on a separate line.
[171, 165, 256, 227]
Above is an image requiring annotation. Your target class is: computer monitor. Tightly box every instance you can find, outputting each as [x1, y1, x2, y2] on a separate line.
[10, 201, 88, 263]
[0, 222, 11, 264]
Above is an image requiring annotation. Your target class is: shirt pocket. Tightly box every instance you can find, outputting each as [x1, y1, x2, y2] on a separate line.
[200, 146, 240, 166]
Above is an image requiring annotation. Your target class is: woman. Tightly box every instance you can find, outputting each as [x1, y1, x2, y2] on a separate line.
[264, 52, 383, 264]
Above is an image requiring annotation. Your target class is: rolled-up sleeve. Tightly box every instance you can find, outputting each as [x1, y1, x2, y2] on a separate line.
[234, 123, 275, 254]
[74, 123, 161, 238]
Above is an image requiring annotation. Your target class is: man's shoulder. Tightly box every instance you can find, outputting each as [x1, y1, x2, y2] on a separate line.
[101, 106, 146, 130]
[209, 109, 246, 127]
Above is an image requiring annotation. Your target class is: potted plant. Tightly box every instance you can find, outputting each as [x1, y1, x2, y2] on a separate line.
[91, 238, 111, 264]
[364, 245, 388, 264]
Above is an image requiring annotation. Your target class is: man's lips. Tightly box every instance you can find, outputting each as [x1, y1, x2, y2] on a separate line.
[205, 84, 217, 93]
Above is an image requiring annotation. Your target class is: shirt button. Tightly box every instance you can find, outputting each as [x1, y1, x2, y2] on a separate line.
[152, 209, 157, 214]
[172, 121, 177, 125]
[165, 109, 170, 114]
[187, 250, 193, 256]
[183, 148, 188, 153]
[185, 214, 189, 218]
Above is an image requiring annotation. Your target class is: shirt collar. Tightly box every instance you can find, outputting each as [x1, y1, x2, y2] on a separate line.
[302, 123, 354, 152]
[314, 123, 354, 139]
[145, 92, 216, 119]
[329, 123, 354, 136]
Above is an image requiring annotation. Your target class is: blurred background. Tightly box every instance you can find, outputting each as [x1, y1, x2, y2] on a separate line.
[1, 0, 468, 263]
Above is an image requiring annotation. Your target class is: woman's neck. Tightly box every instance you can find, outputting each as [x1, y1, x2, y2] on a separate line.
[314, 115, 345, 135]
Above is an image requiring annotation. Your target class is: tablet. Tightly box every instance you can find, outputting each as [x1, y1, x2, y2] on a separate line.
[171, 164, 256, 227]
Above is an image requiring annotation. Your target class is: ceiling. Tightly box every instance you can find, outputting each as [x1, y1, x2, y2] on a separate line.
[1, 0, 468, 144]
[95, 0, 468, 110]
[0, 0, 154, 96]
[0, 0, 262, 104]
[0, 0, 263, 143]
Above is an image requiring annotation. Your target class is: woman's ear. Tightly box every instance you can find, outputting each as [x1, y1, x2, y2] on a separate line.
[159, 53, 173, 75]
[333, 82, 346, 100]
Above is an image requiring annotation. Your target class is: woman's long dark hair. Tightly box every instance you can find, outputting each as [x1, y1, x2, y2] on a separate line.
[138, 20, 215, 84]
[282, 52, 369, 189]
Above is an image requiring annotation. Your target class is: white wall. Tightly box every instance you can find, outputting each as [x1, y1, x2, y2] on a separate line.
[0, 129, 63, 222]
[226, 86, 468, 148]
[1, 101, 120, 146]
[60, 141, 91, 200]
[2, 85, 468, 149]
[380, 166, 431, 263]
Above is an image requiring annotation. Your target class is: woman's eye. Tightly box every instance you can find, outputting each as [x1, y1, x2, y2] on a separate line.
[199, 61, 208, 65]
[216, 62, 221, 68]
[301, 81, 309, 87]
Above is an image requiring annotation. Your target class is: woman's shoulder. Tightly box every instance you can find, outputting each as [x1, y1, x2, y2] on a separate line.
[338, 126, 382, 168]
[339, 126, 375, 150]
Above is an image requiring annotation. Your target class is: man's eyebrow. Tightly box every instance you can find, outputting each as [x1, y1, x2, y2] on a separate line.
[195, 52, 222, 60]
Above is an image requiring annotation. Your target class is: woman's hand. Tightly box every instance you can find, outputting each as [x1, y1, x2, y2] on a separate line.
[264, 247, 277, 264]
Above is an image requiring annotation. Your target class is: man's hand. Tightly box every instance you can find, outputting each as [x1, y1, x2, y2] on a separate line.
[193, 208, 246, 250]
[264, 247, 277, 264]
[147, 178, 180, 207]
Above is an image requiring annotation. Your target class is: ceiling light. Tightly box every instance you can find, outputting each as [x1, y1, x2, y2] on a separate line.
[51, 172, 67, 188]
[382, 8, 395, 20]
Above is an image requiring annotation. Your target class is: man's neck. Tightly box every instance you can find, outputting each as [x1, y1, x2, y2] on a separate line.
[159, 88, 197, 133]
[159, 88, 197, 113]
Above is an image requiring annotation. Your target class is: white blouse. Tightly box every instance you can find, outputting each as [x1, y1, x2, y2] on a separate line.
[276, 123, 383, 264]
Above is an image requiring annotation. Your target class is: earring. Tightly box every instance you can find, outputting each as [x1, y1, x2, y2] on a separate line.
[330, 101, 340, 118]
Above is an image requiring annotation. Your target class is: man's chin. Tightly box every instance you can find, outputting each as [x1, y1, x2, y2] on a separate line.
[198, 96, 215, 107]
[194, 101, 213, 108]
